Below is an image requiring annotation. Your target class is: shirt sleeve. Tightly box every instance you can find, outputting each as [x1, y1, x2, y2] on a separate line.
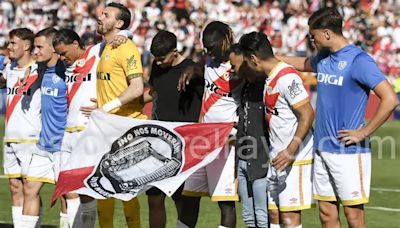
[351, 52, 386, 89]
[118, 41, 143, 78]
[278, 73, 309, 109]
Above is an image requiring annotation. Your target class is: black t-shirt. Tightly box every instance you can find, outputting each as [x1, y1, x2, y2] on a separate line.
[149, 58, 204, 122]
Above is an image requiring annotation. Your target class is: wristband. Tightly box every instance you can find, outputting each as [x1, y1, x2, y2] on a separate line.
[102, 98, 122, 113]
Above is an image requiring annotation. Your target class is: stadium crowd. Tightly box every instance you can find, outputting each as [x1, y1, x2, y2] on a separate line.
[0, 0, 400, 79]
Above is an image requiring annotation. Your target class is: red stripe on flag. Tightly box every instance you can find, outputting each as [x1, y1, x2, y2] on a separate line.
[5, 74, 38, 123]
[51, 166, 94, 205]
[174, 122, 234, 172]
[67, 46, 96, 107]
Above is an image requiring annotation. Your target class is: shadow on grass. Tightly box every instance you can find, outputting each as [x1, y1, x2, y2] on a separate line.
[0, 224, 57, 228]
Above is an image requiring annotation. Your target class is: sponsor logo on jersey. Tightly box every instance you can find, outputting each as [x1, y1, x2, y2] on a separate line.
[7, 87, 31, 96]
[97, 72, 111, 80]
[41, 86, 59, 96]
[66, 73, 92, 83]
[317, 73, 344, 86]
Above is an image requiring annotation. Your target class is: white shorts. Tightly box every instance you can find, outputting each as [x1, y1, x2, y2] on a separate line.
[183, 145, 239, 201]
[3, 142, 35, 178]
[313, 151, 371, 206]
[268, 163, 315, 212]
[26, 148, 70, 184]
[26, 148, 56, 184]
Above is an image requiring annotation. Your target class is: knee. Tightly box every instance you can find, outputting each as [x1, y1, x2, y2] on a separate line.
[319, 206, 338, 224]
[344, 206, 365, 227]
[9, 180, 23, 196]
[23, 183, 40, 200]
[268, 209, 280, 223]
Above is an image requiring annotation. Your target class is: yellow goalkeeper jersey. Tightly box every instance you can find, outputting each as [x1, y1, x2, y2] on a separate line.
[96, 39, 146, 119]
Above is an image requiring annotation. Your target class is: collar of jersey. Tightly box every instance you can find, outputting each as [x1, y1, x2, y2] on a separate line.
[267, 61, 285, 80]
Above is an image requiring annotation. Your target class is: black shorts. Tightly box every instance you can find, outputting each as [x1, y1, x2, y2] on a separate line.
[146, 183, 184, 201]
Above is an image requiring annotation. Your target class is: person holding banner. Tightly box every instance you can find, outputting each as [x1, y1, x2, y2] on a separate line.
[143, 30, 204, 228]
[80, 2, 146, 228]
[53, 28, 102, 228]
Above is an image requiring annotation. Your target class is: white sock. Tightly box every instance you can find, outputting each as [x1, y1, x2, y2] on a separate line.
[60, 212, 69, 228]
[20, 215, 39, 228]
[177, 220, 190, 228]
[67, 198, 81, 227]
[12, 206, 23, 227]
[218, 226, 229, 228]
[270, 224, 282, 228]
[81, 200, 97, 228]
[294, 225, 302, 228]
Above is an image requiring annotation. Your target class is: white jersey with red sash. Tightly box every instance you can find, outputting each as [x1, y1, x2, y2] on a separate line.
[4, 62, 41, 143]
[264, 62, 313, 162]
[200, 59, 243, 123]
[65, 44, 100, 132]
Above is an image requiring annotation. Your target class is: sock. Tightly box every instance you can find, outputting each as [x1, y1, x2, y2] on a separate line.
[60, 212, 69, 228]
[12, 206, 23, 227]
[177, 220, 190, 228]
[20, 215, 39, 228]
[270, 224, 282, 228]
[67, 198, 81, 227]
[123, 198, 141, 228]
[218, 226, 229, 228]
[294, 225, 302, 228]
[81, 200, 97, 228]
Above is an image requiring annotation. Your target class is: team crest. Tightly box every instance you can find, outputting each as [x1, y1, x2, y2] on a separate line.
[288, 80, 301, 99]
[105, 54, 110, 60]
[86, 125, 183, 197]
[338, 61, 347, 70]
[76, 59, 86, 67]
[52, 75, 60, 84]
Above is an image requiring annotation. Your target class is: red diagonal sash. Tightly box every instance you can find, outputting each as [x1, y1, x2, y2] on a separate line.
[5, 74, 39, 123]
[67, 46, 96, 107]
[264, 66, 298, 123]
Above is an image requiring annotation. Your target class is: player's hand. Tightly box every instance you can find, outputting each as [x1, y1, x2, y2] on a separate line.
[110, 35, 128, 49]
[80, 98, 98, 117]
[177, 65, 195, 91]
[337, 129, 367, 145]
[272, 148, 296, 171]
[17, 68, 30, 88]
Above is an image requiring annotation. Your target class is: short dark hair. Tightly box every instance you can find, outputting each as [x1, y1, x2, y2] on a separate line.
[107, 2, 131, 30]
[150, 30, 177, 57]
[308, 7, 343, 34]
[239, 31, 274, 60]
[9, 28, 34, 51]
[53, 29, 83, 48]
[202, 21, 234, 58]
[35, 27, 58, 42]
[228, 43, 242, 55]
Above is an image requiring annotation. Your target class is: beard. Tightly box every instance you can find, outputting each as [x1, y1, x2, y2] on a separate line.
[97, 22, 114, 35]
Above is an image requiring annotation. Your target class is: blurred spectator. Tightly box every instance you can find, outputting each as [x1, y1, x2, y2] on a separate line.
[0, 0, 399, 81]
